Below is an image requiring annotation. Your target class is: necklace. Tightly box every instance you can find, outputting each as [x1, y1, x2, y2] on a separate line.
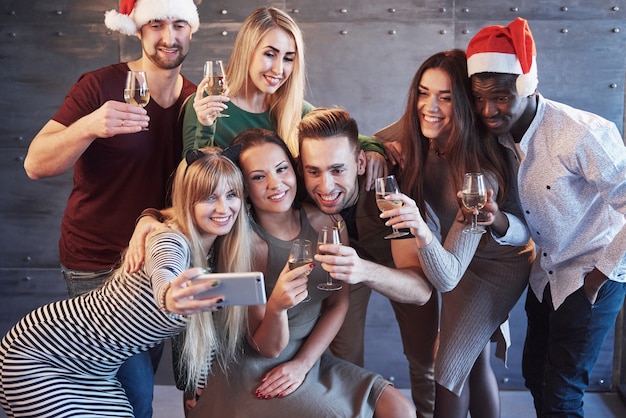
[329, 214, 345, 232]
[429, 138, 445, 157]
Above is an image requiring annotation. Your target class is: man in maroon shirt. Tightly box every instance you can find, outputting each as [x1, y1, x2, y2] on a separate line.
[22, 0, 199, 416]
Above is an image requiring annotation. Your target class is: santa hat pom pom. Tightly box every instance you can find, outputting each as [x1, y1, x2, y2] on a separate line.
[105, 9, 138, 36]
[516, 72, 538, 97]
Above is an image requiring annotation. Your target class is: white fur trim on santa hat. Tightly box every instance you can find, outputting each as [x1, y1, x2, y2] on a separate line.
[516, 72, 538, 97]
[468, 52, 538, 97]
[105, 0, 200, 36]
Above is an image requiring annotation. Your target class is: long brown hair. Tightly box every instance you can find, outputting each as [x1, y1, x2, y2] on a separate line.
[394, 49, 509, 215]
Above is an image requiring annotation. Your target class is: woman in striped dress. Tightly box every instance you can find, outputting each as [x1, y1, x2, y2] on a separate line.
[0, 147, 251, 417]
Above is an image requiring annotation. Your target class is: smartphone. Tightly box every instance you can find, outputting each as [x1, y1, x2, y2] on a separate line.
[193, 272, 267, 306]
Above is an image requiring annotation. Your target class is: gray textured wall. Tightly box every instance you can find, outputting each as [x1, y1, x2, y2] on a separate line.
[0, 0, 624, 392]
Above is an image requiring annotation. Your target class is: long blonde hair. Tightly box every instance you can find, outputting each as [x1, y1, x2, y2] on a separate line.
[226, 7, 305, 156]
[169, 147, 252, 392]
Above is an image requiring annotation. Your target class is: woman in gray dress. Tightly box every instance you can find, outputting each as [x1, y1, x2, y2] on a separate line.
[376, 50, 534, 418]
[188, 129, 415, 417]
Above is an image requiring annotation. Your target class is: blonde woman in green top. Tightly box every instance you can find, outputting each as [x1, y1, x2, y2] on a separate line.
[183, 6, 386, 187]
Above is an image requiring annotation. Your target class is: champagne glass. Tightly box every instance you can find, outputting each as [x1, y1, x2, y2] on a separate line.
[317, 227, 342, 291]
[461, 173, 487, 234]
[289, 239, 313, 302]
[375, 175, 409, 239]
[203, 60, 229, 118]
[124, 71, 150, 130]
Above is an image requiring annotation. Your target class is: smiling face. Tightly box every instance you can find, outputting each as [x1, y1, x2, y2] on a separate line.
[247, 27, 296, 95]
[417, 68, 453, 142]
[238, 142, 297, 215]
[193, 181, 241, 237]
[299, 136, 365, 215]
[139, 19, 192, 69]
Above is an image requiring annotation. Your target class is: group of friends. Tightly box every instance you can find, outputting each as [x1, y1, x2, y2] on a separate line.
[1, 1, 625, 417]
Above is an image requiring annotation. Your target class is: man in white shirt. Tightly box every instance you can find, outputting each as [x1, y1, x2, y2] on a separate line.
[467, 17, 626, 418]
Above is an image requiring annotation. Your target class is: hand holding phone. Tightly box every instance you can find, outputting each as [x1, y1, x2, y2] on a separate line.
[193, 272, 267, 306]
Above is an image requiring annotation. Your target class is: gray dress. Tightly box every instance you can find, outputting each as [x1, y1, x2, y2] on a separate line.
[189, 208, 389, 417]
[420, 153, 534, 396]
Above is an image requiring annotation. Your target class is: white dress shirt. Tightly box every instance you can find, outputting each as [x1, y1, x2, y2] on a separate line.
[499, 94, 626, 308]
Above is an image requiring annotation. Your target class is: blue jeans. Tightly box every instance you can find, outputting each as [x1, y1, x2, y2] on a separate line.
[61, 265, 162, 418]
[522, 281, 625, 418]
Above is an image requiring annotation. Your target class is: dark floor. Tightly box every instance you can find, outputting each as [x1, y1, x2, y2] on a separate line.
[151, 385, 626, 418]
[0, 288, 622, 418]
[150, 289, 625, 417]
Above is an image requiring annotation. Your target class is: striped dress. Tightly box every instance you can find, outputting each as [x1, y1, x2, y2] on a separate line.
[0, 231, 192, 417]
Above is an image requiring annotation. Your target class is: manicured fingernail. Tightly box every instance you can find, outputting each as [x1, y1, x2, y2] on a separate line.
[211, 280, 219, 287]
[201, 268, 210, 274]
[309, 263, 315, 268]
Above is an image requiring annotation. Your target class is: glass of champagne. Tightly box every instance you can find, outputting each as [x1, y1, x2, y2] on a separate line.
[289, 239, 313, 302]
[375, 175, 409, 239]
[317, 227, 342, 291]
[461, 173, 487, 234]
[203, 60, 229, 118]
[124, 71, 150, 130]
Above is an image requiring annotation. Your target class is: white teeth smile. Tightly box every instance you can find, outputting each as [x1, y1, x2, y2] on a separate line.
[212, 216, 229, 223]
[269, 191, 287, 201]
[320, 193, 339, 202]
[266, 75, 282, 84]
[424, 115, 442, 123]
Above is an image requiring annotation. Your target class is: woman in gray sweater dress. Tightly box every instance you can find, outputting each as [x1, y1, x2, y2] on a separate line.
[375, 50, 534, 418]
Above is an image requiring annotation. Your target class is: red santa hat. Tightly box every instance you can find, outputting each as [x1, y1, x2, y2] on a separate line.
[105, 0, 200, 36]
[466, 17, 538, 97]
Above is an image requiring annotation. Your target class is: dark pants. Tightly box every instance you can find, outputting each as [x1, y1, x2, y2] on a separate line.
[61, 265, 163, 418]
[522, 281, 625, 418]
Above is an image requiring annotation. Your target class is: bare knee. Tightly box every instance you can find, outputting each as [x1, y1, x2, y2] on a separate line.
[375, 386, 416, 418]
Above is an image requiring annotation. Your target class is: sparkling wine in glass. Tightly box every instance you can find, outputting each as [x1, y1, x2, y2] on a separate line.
[203, 60, 229, 118]
[289, 239, 313, 302]
[124, 71, 150, 130]
[375, 175, 409, 239]
[462, 173, 487, 234]
[317, 227, 342, 291]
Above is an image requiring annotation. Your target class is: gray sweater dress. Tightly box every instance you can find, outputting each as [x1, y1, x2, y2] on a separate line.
[418, 153, 534, 396]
